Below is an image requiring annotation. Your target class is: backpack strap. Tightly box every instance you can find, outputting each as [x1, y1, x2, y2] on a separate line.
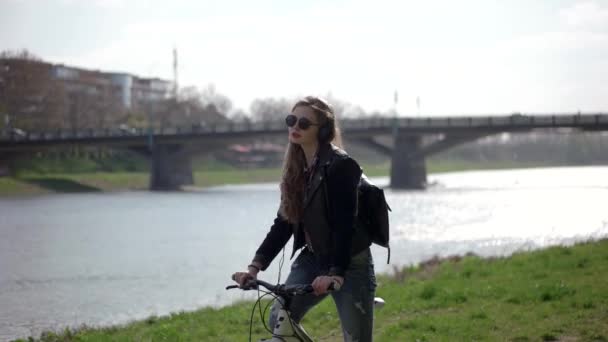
[322, 162, 333, 228]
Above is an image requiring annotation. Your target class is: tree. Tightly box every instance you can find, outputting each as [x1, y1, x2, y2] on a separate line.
[0, 49, 66, 131]
[199, 84, 232, 115]
[178, 84, 233, 116]
[321, 93, 372, 118]
[250, 97, 292, 122]
[227, 109, 251, 123]
[66, 91, 104, 132]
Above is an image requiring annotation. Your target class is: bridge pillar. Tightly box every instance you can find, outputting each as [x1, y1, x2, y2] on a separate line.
[0, 152, 18, 177]
[390, 133, 427, 189]
[149, 145, 194, 190]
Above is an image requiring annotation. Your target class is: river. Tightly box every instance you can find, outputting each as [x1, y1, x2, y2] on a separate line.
[1, 166, 607, 341]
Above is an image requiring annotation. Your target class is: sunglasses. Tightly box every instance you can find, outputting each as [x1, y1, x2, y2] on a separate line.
[285, 114, 320, 130]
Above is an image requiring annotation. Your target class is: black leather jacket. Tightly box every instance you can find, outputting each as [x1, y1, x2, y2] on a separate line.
[251, 143, 371, 277]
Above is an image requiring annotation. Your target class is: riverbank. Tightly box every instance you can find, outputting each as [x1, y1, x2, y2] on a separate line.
[0, 159, 552, 196]
[11, 238, 608, 341]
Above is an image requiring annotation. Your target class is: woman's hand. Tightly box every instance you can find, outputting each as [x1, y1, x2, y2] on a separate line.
[311, 275, 344, 296]
[231, 265, 260, 288]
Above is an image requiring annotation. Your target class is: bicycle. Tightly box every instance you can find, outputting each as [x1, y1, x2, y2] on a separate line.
[226, 279, 385, 342]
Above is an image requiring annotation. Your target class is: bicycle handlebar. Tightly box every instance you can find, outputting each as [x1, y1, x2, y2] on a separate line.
[226, 279, 334, 297]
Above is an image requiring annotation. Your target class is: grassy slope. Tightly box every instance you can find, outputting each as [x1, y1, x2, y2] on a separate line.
[12, 239, 608, 342]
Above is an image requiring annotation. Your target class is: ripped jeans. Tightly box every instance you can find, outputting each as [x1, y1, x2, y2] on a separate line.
[269, 247, 377, 342]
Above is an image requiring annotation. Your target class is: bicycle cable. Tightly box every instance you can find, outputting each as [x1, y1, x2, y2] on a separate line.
[249, 289, 275, 342]
[259, 289, 300, 341]
[261, 292, 295, 339]
[257, 287, 278, 336]
[277, 246, 285, 284]
[248, 285, 303, 341]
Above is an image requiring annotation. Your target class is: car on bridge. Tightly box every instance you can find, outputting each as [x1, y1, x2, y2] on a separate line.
[119, 124, 137, 135]
[9, 127, 27, 140]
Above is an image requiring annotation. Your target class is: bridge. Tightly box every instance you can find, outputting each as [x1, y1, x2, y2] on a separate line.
[1, 113, 607, 190]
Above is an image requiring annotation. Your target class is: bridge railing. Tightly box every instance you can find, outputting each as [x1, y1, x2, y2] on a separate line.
[1, 114, 607, 143]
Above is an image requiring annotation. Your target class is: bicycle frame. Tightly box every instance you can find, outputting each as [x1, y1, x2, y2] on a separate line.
[227, 280, 317, 341]
[261, 305, 314, 342]
[227, 279, 384, 342]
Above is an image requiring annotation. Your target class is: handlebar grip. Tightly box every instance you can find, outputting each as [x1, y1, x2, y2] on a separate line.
[226, 282, 258, 290]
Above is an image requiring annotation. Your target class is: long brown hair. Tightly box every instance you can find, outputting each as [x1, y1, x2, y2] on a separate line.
[279, 96, 343, 224]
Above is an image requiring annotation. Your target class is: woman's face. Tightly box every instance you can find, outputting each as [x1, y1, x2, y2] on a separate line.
[288, 105, 320, 146]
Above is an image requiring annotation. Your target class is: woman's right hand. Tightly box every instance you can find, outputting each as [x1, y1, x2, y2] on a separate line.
[231, 267, 259, 288]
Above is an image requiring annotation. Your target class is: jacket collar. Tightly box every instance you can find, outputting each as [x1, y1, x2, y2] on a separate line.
[302, 143, 335, 209]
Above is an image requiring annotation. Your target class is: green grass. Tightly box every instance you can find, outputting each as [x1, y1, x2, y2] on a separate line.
[0, 172, 150, 195]
[192, 168, 283, 187]
[11, 239, 608, 341]
[0, 159, 559, 195]
[0, 169, 285, 195]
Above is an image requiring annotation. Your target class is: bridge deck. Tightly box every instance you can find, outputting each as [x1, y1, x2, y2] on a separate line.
[1, 114, 607, 146]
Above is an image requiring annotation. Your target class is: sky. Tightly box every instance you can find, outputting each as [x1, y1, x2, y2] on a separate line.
[1, 0, 607, 116]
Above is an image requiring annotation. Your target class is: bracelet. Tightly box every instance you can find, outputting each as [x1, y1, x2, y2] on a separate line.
[247, 264, 260, 272]
[331, 276, 344, 286]
[331, 277, 343, 291]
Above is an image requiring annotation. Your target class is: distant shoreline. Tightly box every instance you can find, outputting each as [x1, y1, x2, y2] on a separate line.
[0, 160, 586, 196]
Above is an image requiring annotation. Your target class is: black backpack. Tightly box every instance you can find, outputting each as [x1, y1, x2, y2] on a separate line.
[356, 173, 392, 263]
[323, 163, 392, 263]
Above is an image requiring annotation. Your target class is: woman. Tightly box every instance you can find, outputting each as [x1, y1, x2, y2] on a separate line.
[231, 96, 376, 341]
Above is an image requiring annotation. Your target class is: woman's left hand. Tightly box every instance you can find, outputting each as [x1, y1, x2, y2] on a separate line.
[311, 275, 344, 296]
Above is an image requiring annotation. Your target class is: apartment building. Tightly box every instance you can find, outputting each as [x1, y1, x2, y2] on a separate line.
[51, 64, 173, 110]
